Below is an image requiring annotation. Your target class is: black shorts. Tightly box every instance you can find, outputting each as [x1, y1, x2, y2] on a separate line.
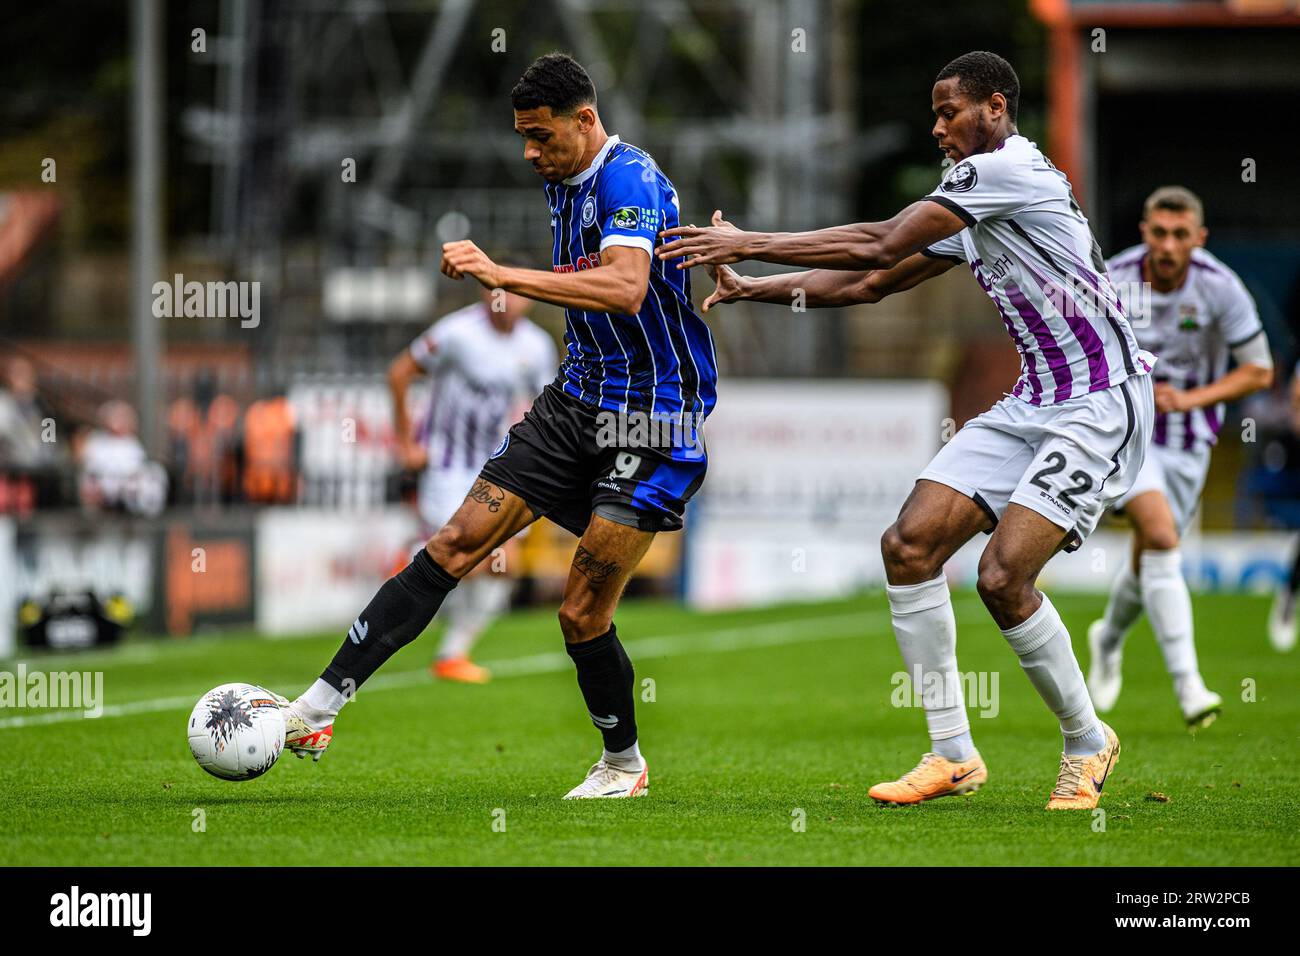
[479, 383, 708, 537]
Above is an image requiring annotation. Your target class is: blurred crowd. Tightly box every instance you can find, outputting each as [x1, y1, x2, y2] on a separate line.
[3, 348, 1300, 526]
[0, 355, 300, 518]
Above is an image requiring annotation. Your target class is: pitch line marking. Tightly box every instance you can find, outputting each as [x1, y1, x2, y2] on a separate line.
[0, 602, 983, 731]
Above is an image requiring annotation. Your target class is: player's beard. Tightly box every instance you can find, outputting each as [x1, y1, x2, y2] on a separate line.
[966, 115, 998, 157]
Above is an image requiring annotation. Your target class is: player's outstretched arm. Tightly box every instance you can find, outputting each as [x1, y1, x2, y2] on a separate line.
[441, 241, 649, 316]
[1155, 331, 1274, 414]
[387, 350, 428, 471]
[703, 251, 956, 313]
[658, 201, 966, 272]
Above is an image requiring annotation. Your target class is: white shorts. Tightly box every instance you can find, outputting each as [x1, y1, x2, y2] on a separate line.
[418, 467, 480, 532]
[919, 374, 1154, 551]
[1113, 441, 1210, 534]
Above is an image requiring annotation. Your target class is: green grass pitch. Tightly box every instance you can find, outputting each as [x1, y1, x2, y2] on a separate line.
[1, 590, 1296, 866]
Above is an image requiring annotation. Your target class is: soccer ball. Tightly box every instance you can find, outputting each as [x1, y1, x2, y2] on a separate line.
[187, 683, 286, 781]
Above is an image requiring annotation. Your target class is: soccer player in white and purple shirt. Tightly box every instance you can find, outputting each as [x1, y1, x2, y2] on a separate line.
[1088, 187, 1273, 727]
[388, 284, 557, 683]
[659, 51, 1152, 810]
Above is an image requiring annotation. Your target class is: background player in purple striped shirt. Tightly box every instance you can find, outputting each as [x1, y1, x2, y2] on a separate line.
[1088, 186, 1273, 727]
[660, 51, 1152, 810]
[388, 283, 556, 683]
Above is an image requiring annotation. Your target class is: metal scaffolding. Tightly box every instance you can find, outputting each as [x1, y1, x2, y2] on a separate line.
[182, 0, 902, 377]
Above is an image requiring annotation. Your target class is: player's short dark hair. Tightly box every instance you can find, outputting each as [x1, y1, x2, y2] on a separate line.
[1143, 185, 1204, 225]
[936, 51, 1020, 123]
[510, 52, 596, 115]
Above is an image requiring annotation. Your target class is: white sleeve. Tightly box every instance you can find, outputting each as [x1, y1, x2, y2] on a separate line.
[922, 232, 966, 262]
[1216, 271, 1264, 348]
[1230, 328, 1273, 370]
[533, 331, 559, 393]
[925, 150, 1028, 226]
[408, 320, 451, 372]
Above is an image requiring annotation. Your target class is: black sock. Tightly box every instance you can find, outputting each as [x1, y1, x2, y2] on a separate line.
[566, 624, 637, 753]
[321, 549, 458, 694]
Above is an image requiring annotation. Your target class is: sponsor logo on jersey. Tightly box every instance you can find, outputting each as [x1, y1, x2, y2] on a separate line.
[1036, 489, 1072, 516]
[581, 195, 597, 228]
[637, 207, 661, 230]
[553, 252, 602, 273]
[611, 206, 640, 230]
[941, 161, 978, 193]
[489, 434, 510, 459]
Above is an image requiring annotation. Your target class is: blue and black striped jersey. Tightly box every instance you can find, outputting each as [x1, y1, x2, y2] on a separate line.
[544, 136, 717, 422]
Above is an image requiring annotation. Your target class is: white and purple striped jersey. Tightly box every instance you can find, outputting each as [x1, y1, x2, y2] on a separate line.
[922, 135, 1153, 406]
[409, 303, 557, 471]
[1107, 245, 1264, 450]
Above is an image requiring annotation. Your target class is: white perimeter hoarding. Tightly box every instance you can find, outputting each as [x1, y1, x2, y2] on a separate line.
[686, 380, 947, 608]
[256, 508, 421, 637]
[947, 527, 1294, 594]
[685, 379, 1294, 606]
[0, 517, 13, 657]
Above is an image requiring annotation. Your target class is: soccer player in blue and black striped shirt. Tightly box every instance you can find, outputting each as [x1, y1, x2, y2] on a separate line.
[278, 52, 716, 799]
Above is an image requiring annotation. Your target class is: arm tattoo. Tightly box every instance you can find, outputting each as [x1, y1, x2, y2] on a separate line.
[573, 545, 621, 587]
[468, 478, 506, 513]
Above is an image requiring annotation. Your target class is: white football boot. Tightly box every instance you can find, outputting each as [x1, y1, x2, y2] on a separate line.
[271, 692, 334, 762]
[563, 758, 649, 799]
[1268, 588, 1297, 653]
[1086, 619, 1123, 713]
[1180, 685, 1223, 730]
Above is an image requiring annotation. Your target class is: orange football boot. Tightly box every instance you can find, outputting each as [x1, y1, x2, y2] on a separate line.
[868, 751, 988, 805]
[1045, 722, 1120, 810]
[432, 657, 491, 684]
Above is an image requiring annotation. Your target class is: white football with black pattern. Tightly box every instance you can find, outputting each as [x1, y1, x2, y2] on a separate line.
[187, 683, 286, 781]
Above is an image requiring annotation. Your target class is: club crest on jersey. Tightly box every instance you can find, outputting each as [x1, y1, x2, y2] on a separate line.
[489, 434, 510, 459]
[581, 195, 597, 228]
[941, 161, 978, 193]
[612, 206, 639, 230]
[1178, 303, 1201, 330]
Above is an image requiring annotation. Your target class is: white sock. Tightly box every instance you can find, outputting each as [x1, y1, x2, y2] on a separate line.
[436, 585, 480, 660]
[1139, 549, 1206, 698]
[438, 576, 512, 659]
[1001, 594, 1105, 755]
[886, 575, 975, 762]
[297, 679, 347, 727]
[472, 574, 512, 625]
[604, 741, 643, 770]
[1099, 561, 1143, 651]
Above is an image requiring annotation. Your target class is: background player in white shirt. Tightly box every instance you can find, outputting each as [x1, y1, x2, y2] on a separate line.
[661, 51, 1151, 810]
[1089, 187, 1273, 725]
[388, 283, 557, 682]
